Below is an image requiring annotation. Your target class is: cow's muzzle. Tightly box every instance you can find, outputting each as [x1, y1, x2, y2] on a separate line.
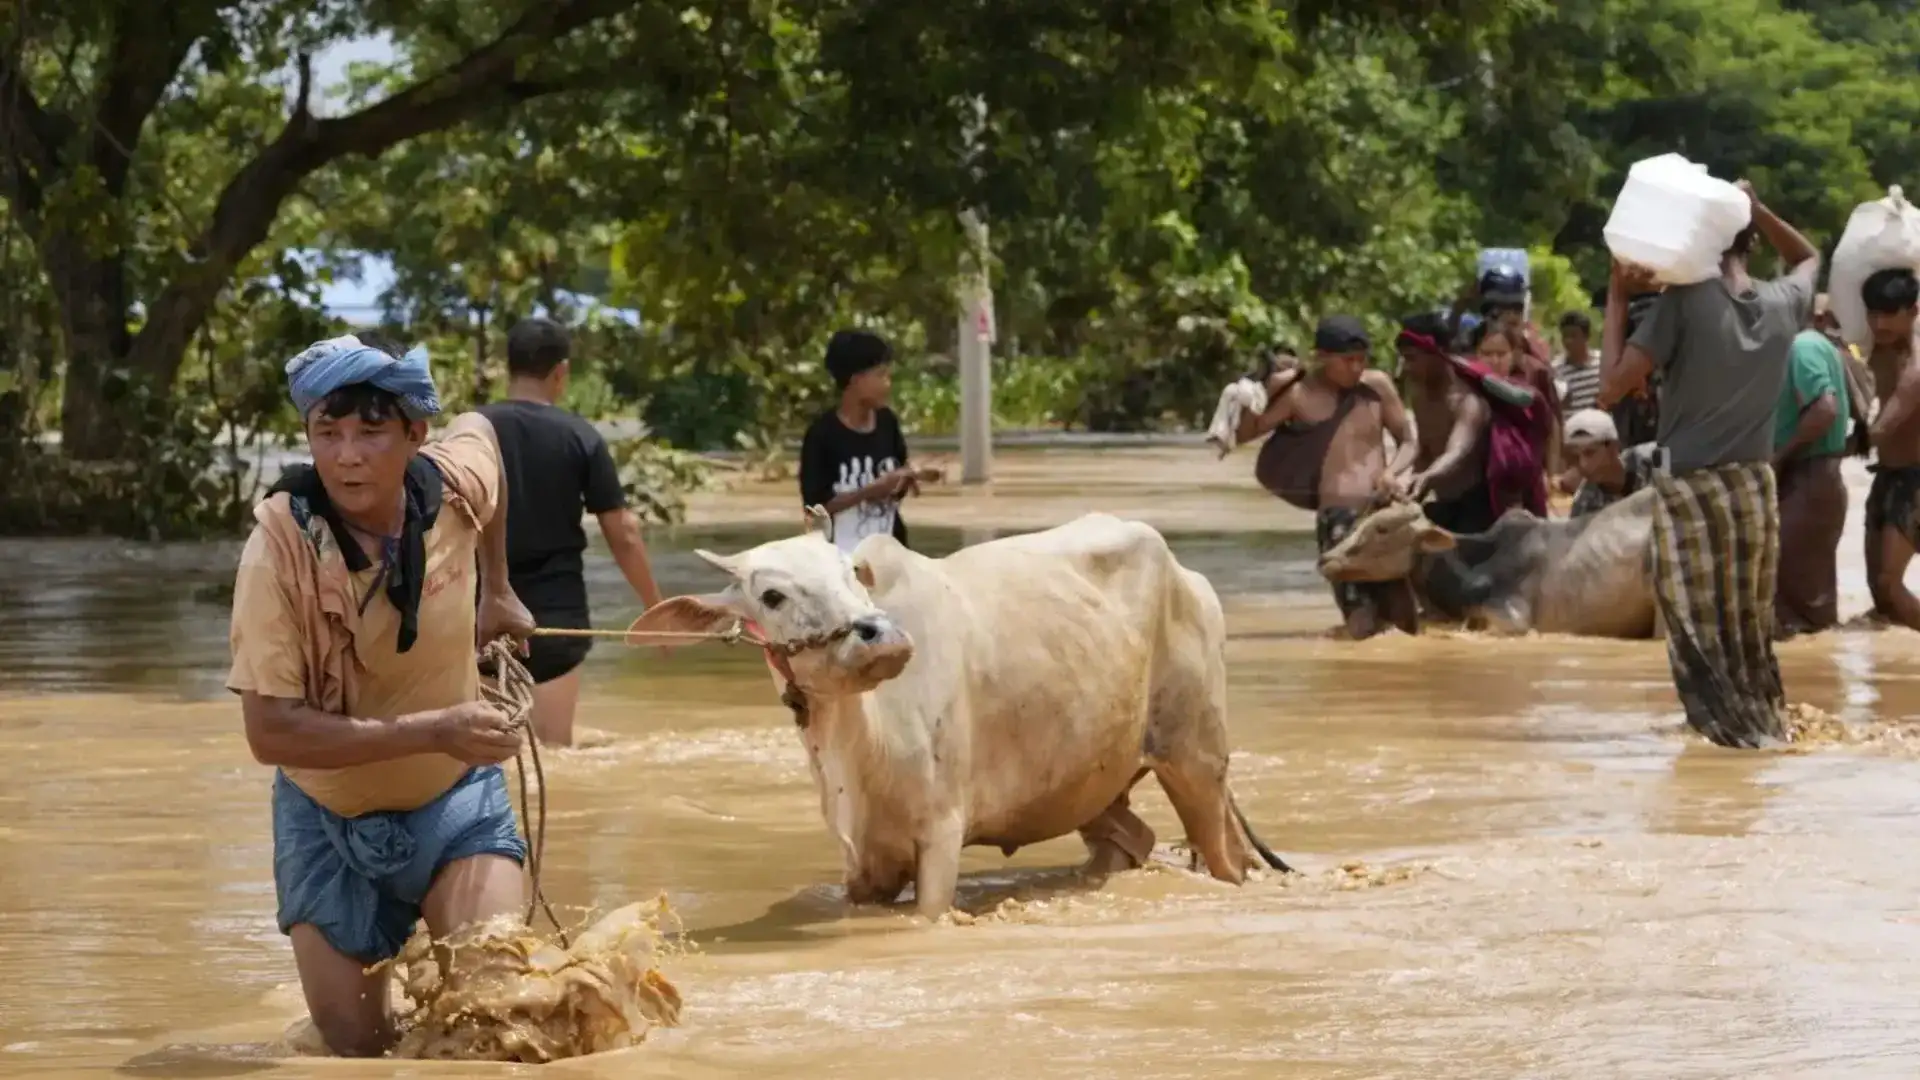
[841, 613, 914, 682]
[1317, 553, 1355, 582]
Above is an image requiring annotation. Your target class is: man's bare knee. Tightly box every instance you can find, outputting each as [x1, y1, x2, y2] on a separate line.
[530, 670, 581, 747]
[422, 853, 526, 938]
[288, 924, 391, 1058]
[310, 1006, 392, 1058]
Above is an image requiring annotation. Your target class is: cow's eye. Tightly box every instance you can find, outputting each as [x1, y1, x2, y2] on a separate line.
[759, 589, 786, 609]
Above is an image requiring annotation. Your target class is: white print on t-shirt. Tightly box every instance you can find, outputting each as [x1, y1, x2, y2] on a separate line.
[829, 454, 898, 553]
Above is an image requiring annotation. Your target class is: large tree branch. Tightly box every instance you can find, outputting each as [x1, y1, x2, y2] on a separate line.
[125, 0, 636, 389]
[89, 2, 206, 194]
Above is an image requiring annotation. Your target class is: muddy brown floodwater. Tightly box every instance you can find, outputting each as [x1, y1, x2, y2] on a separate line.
[7, 447, 1920, 1078]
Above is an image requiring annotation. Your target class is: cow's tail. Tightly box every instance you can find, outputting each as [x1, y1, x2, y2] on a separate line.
[1227, 786, 1295, 874]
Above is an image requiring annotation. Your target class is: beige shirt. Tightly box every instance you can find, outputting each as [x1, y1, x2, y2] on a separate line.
[227, 426, 501, 817]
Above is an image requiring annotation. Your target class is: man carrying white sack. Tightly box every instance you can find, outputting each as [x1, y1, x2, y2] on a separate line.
[1600, 180, 1819, 748]
[1860, 268, 1920, 630]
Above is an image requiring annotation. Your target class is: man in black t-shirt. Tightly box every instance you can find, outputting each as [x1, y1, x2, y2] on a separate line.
[478, 318, 662, 746]
[799, 330, 940, 554]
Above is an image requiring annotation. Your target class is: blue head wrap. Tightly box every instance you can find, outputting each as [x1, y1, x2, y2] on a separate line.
[286, 334, 441, 421]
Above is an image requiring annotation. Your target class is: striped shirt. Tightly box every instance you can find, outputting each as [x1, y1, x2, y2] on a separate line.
[1554, 354, 1601, 414]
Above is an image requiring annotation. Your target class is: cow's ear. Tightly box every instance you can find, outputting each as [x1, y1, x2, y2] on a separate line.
[852, 560, 877, 590]
[625, 593, 743, 646]
[694, 549, 745, 579]
[802, 504, 834, 543]
[1415, 523, 1457, 552]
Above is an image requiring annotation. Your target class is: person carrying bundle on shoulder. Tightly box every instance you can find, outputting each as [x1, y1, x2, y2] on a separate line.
[1232, 315, 1421, 639]
[1860, 268, 1920, 630]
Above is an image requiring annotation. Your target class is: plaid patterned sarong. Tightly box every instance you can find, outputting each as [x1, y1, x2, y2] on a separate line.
[1648, 462, 1784, 747]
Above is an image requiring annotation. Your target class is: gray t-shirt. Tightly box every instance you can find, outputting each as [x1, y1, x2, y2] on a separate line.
[1629, 275, 1814, 473]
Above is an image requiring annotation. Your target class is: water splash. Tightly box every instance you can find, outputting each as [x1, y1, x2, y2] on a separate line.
[385, 898, 685, 1063]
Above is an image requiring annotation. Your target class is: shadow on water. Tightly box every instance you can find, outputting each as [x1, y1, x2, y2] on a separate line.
[679, 861, 1115, 952]
[116, 1047, 278, 1079]
[0, 525, 1316, 697]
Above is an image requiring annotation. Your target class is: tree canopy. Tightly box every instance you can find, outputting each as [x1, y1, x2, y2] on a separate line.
[3, 0, 1917, 534]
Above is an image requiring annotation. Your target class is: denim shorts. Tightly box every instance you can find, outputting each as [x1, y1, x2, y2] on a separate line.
[272, 765, 526, 964]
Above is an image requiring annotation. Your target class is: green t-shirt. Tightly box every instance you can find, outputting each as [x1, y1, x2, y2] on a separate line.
[1773, 330, 1850, 459]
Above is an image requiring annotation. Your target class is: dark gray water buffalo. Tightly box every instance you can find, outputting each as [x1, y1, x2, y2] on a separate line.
[1316, 489, 1659, 639]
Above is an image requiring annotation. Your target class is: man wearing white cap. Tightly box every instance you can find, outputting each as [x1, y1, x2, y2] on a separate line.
[1563, 408, 1655, 518]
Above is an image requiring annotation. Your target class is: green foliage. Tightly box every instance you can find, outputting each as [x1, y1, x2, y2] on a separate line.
[891, 354, 1088, 435]
[10, 0, 1920, 537]
[606, 436, 713, 525]
[1525, 246, 1597, 332]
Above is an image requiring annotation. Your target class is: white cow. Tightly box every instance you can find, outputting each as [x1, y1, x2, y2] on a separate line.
[630, 511, 1290, 917]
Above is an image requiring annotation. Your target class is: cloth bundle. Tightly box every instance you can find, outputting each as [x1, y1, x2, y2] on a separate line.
[1205, 378, 1270, 457]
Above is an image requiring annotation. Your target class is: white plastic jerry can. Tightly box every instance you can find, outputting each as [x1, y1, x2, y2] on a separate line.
[1603, 153, 1752, 286]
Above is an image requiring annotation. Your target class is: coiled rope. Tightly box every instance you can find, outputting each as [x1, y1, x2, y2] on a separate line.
[478, 637, 568, 945]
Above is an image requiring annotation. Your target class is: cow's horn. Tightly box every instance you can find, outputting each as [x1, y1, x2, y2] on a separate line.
[803, 504, 834, 542]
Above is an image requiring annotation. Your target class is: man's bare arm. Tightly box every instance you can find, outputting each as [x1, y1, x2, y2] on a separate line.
[441, 412, 513, 598]
[242, 692, 435, 768]
[597, 509, 664, 608]
[1599, 268, 1655, 407]
[1364, 370, 1420, 477]
[1742, 183, 1820, 287]
[1774, 394, 1839, 468]
[1872, 364, 1920, 445]
[441, 411, 533, 643]
[1235, 372, 1300, 444]
[1411, 393, 1489, 498]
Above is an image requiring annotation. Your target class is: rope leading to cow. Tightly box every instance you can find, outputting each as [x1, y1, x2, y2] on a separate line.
[531, 621, 855, 727]
[478, 637, 569, 945]
[482, 617, 850, 941]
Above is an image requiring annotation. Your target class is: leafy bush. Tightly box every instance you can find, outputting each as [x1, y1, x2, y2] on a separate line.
[607, 436, 715, 525]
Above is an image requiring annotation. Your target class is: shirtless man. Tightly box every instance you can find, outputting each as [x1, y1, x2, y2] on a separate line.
[1239, 314, 1419, 638]
[1395, 312, 1496, 534]
[1861, 269, 1920, 628]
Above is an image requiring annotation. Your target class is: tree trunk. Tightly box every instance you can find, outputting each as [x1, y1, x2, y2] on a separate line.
[48, 246, 145, 460]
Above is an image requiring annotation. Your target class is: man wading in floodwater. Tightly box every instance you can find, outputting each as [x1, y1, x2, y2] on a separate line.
[227, 335, 536, 1056]
[1396, 314, 1552, 532]
[1239, 315, 1420, 639]
[1600, 180, 1819, 747]
[479, 318, 664, 747]
[1861, 269, 1920, 630]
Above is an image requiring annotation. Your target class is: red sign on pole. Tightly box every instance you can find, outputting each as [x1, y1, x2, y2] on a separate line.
[972, 296, 996, 344]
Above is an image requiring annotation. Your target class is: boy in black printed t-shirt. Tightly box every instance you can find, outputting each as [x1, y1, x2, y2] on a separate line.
[798, 330, 939, 554]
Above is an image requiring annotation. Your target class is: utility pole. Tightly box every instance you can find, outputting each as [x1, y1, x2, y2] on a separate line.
[957, 95, 993, 485]
[957, 208, 993, 484]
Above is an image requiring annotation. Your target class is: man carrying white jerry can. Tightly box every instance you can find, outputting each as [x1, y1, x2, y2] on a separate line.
[1600, 169, 1819, 749]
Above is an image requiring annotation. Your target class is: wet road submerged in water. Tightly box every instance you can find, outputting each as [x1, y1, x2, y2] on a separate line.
[8, 449, 1920, 1078]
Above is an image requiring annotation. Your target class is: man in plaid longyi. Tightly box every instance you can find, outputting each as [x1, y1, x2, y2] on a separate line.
[1599, 180, 1820, 747]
